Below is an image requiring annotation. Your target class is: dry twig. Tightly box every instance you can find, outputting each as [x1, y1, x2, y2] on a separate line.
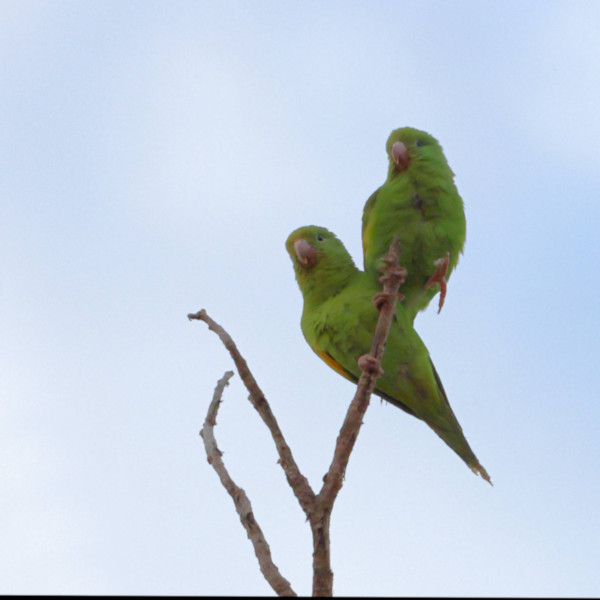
[309, 238, 405, 595]
[189, 238, 405, 597]
[189, 309, 315, 514]
[199, 371, 296, 597]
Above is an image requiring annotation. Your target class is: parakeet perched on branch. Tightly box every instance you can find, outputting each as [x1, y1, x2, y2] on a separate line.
[286, 225, 490, 483]
[362, 127, 466, 319]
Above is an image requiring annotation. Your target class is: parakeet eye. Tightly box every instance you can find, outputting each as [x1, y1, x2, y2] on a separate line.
[415, 139, 426, 147]
[316, 233, 325, 242]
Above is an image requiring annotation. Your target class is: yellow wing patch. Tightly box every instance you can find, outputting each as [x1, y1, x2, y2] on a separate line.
[362, 221, 372, 258]
[315, 348, 416, 415]
[316, 349, 357, 384]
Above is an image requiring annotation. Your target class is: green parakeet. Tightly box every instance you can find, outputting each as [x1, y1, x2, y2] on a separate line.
[286, 225, 490, 483]
[362, 127, 466, 319]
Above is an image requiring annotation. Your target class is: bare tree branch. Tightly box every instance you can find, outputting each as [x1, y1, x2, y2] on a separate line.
[317, 238, 406, 509]
[188, 309, 316, 514]
[190, 237, 405, 597]
[199, 370, 297, 597]
[310, 238, 405, 596]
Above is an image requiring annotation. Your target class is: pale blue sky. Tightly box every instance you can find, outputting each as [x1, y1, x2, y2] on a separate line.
[1, 1, 599, 596]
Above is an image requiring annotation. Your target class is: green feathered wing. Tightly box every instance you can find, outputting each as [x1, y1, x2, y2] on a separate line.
[286, 225, 490, 483]
[362, 127, 466, 320]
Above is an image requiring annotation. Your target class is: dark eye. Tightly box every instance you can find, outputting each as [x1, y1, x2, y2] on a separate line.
[316, 233, 325, 242]
[415, 139, 426, 147]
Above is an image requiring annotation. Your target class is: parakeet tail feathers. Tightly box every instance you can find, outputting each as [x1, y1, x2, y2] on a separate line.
[430, 359, 492, 485]
[471, 463, 493, 486]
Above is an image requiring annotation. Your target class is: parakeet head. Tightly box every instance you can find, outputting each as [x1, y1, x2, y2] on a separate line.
[285, 225, 358, 303]
[385, 127, 454, 180]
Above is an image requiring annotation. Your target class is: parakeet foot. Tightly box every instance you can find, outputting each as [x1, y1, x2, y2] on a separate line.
[378, 265, 407, 295]
[372, 291, 395, 310]
[357, 354, 383, 378]
[425, 252, 450, 314]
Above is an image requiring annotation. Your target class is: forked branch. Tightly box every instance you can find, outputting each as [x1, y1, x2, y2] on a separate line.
[189, 238, 405, 597]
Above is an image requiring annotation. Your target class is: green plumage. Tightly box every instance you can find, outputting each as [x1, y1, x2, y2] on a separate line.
[286, 225, 490, 483]
[362, 127, 466, 319]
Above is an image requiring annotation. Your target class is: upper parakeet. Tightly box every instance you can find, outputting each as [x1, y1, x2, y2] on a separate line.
[286, 225, 490, 483]
[362, 127, 466, 320]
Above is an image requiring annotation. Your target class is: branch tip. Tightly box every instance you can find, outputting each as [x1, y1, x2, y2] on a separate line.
[187, 309, 207, 321]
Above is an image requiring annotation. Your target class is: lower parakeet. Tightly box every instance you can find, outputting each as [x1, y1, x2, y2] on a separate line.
[362, 127, 466, 319]
[286, 225, 490, 483]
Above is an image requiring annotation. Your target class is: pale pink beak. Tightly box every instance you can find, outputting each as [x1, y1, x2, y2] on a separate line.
[294, 238, 318, 268]
[391, 140, 410, 170]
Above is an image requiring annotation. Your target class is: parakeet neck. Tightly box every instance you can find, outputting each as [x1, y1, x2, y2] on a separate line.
[299, 260, 359, 308]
